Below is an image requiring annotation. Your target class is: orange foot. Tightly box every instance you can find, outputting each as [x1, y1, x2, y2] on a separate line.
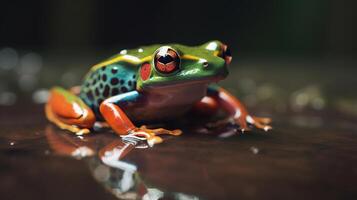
[207, 115, 272, 133]
[121, 125, 182, 147]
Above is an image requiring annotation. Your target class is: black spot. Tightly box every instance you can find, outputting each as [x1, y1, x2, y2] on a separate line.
[101, 66, 106, 71]
[86, 91, 94, 100]
[99, 83, 103, 88]
[111, 67, 118, 74]
[103, 85, 110, 97]
[92, 79, 97, 85]
[97, 98, 103, 105]
[128, 80, 132, 86]
[95, 88, 100, 96]
[121, 87, 128, 93]
[111, 88, 119, 96]
[110, 78, 119, 85]
[120, 80, 125, 84]
[85, 82, 90, 88]
[133, 81, 137, 87]
[97, 74, 101, 81]
[132, 74, 136, 79]
[102, 74, 107, 82]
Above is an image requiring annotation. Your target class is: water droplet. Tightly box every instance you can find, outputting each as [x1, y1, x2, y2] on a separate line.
[250, 146, 259, 154]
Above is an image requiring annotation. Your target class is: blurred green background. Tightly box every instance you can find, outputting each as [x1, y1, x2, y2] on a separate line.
[0, 0, 356, 117]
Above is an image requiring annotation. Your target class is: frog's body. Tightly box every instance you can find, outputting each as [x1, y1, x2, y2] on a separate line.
[46, 41, 271, 145]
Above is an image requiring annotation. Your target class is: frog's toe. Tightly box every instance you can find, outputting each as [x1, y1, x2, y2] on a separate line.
[147, 136, 163, 147]
[238, 126, 251, 133]
[252, 116, 272, 124]
[234, 117, 250, 132]
[247, 116, 272, 132]
[156, 128, 182, 136]
[75, 128, 91, 135]
[122, 126, 182, 146]
[139, 125, 182, 136]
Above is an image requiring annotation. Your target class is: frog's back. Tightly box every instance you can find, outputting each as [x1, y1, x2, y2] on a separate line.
[79, 63, 137, 119]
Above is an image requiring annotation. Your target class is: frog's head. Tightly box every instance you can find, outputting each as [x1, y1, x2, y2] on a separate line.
[136, 40, 232, 90]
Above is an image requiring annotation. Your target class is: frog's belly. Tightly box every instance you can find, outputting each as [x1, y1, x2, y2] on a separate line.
[127, 84, 208, 122]
[129, 104, 193, 122]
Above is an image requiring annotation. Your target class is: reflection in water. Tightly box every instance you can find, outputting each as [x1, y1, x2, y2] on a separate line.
[45, 126, 200, 200]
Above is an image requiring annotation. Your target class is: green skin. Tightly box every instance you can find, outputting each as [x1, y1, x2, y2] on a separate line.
[79, 40, 229, 122]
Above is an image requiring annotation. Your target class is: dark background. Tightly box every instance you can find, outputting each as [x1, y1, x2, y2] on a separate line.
[0, 0, 356, 111]
[0, 0, 355, 56]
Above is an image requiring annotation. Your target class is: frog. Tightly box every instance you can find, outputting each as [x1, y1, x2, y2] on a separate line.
[45, 41, 272, 146]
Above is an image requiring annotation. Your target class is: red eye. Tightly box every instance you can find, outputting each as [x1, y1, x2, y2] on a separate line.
[154, 47, 180, 74]
[221, 44, 232, 64]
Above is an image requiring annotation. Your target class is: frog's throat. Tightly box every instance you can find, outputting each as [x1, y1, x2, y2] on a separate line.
[141, 75, 225, 90]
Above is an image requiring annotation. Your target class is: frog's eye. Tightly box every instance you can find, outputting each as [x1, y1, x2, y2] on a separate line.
[154, 47, 180, 74]
[220, 44, 232, 65]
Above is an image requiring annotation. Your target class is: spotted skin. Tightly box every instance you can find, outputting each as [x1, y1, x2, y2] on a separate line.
[79, 64, 137, 119]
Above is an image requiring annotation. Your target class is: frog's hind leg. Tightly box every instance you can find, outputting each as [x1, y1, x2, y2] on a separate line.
[192, 96, 219, 116]
[45, 87, 96, 135]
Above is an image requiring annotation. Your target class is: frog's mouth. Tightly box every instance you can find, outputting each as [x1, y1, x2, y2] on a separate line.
[144, 73, 227, 90]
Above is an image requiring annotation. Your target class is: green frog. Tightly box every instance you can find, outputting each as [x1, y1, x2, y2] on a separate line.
[45, 41, 271, 146]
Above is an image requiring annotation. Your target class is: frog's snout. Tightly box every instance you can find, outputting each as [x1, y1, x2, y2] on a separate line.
[207, 61, 229, 81]
[221, 44, 232, 65]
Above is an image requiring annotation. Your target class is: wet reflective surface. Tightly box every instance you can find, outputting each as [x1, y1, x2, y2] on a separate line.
[1, 103, 357, 199]
[1, 58, 357, 199]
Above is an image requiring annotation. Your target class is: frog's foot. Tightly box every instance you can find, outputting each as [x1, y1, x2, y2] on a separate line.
[207, 116, 272, 133]
[45, 87, 95, 135]
[46, 103, 91, 135]
[121, 126, 182, 147]
[246, 115, 272, 132]
[204, 115, 252, 132]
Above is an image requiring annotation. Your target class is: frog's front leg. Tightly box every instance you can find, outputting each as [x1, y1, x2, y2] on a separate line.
[99, 91, 181, 146]
[45, 87, 96, 135]
[206, 86, 272, 132]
